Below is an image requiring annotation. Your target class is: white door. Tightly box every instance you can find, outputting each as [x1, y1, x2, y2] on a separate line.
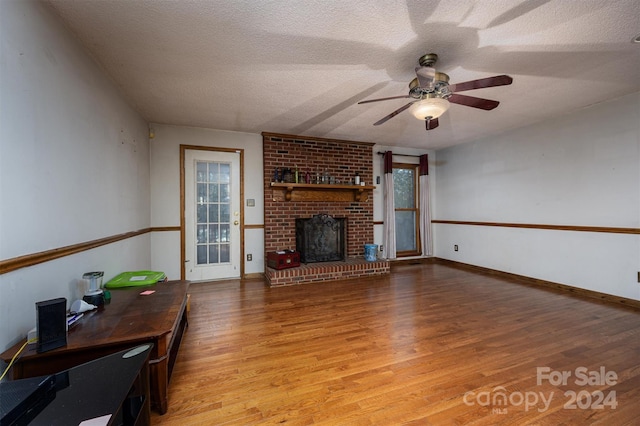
[184, 149, 241, 281]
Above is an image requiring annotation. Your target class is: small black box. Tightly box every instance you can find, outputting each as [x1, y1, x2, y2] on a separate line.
[36, 298, 67, 353]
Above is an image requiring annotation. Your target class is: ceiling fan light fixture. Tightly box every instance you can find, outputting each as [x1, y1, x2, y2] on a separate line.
[409, 97, 450, 120]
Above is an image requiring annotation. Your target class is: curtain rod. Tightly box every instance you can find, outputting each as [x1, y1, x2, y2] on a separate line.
[376, 151, 421, 158]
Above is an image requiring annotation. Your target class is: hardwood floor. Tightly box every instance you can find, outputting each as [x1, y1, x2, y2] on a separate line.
[151, 262, 640, 425]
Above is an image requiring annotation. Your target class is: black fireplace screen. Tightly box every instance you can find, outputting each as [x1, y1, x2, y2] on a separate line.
[296, 214, 345, 263]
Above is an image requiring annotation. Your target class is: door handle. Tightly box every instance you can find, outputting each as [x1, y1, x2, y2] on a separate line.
[233, 220, 239, 225]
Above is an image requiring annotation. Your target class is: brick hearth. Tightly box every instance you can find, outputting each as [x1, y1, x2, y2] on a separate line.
[265, 258, 390, 287]
[262, 132, 390, 286]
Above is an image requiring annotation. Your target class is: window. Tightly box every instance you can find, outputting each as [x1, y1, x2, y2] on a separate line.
[195, 161, 231, 264]
[393, 163, 420, 256]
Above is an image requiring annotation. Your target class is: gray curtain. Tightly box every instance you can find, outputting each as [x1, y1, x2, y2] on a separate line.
[382, 151, 396, 259]
[419, 154, 432, 256]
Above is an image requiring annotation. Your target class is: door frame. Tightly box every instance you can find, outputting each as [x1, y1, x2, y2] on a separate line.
[180, 144, 244, 280]
[392, 162, 421, 258]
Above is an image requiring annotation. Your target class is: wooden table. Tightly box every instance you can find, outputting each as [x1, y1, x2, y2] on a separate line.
[0, 280, 189, 415]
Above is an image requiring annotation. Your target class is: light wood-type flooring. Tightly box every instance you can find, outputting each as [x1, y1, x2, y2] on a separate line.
[151, 262, 640, 425]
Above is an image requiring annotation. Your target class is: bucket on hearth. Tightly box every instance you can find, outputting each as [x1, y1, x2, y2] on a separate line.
[364, 244, 378, 262]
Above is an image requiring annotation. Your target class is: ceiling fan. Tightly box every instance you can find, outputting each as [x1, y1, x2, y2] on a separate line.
[358, 53, 513, 131]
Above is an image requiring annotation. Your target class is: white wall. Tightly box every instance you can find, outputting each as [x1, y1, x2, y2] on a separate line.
[0, 1, 151, 351]
[372, 145, 436, 256]
[434, 92, 640, 301]
[149, 124, 264, 278]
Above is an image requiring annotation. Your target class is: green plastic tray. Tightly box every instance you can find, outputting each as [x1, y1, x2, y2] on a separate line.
[105, 270, 166, 289]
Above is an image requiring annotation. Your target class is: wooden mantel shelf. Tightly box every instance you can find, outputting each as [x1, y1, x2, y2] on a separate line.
[270, 182, 375, 202]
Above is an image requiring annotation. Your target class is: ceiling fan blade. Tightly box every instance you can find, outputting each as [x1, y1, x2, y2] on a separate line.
[373, 102, 414, 126]
[449, 75, 513, 93]
[358, 95, 410, 104]
[415, 66, 435, 89]
[425, 117, 439, 131]
[449, 94, 500, 110]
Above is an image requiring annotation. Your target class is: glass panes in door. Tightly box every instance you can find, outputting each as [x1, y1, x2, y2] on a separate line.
[195, 161, 231, 264]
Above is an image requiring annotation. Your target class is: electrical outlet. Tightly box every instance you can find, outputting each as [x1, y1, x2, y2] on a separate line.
[379, 245, 384, 252]
[247, 254, 252, 261]
[637, 271, 640, 283]
[454, 245, 459, 252]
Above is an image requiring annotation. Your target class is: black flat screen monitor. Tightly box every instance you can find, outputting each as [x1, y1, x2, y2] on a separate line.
[0, 374, 56, 426]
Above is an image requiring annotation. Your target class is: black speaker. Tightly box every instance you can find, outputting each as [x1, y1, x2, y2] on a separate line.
[36, 298, 67, 353]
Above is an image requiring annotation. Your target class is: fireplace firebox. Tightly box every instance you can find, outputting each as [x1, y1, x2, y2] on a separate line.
[296, 215, 345, 263]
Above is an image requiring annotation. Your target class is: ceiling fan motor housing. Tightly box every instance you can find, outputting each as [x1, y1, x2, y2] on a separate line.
[409, 72, 452, 100]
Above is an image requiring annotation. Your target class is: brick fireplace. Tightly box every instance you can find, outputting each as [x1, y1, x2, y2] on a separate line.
[262, 132, 389, 286]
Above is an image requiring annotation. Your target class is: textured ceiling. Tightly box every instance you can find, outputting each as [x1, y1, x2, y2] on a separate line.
[46, 0, 640, 149]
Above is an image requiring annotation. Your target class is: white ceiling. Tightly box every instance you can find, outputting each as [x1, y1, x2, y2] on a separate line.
[46, 0, 640, 149]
